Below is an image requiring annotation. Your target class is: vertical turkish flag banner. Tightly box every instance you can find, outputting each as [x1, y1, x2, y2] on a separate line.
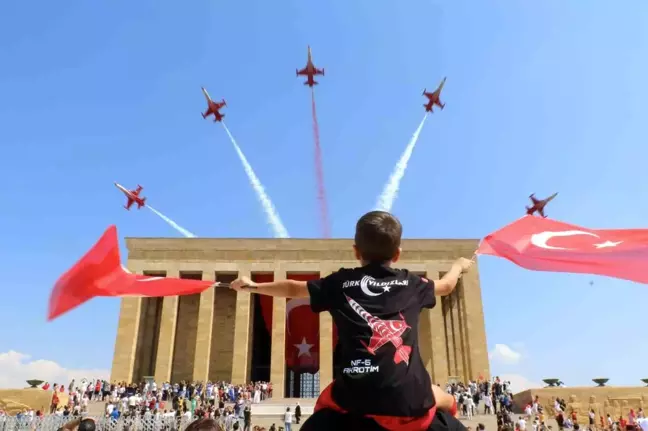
[477, 215, 648, 284]
[285, 274, 320, 374]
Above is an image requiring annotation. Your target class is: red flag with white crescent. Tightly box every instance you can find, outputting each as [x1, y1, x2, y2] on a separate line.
[48, 225, 214, 320]
[477, 215, 648, 283]
[285, 297, 319, 373]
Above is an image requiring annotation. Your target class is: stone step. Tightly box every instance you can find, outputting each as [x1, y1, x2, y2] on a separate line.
[251, 399, 316, 416]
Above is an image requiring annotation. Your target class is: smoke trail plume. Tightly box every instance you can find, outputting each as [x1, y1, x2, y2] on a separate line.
[221, 122, 290, 238]
[311, 88, 331, 238]
[375, 114, 428, 212]
[146, 205, 196, 238]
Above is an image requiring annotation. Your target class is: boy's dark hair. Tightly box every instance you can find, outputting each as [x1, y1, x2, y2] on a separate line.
[78, 419, 96, 431]
[355, 211, 402, 262]
[186, 418, 222, 431]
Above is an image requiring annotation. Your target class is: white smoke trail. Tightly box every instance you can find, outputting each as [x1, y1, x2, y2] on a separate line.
[146, 205, 196, 238]
[375, 114, 429, 212]
[221, 122, 290, 238]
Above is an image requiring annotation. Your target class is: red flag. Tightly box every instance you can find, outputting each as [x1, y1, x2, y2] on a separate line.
[477, 215, 648, 284]
[285, 297, 320, 373]
[284, 274, 320, 374]
[48, 225, 215, 321]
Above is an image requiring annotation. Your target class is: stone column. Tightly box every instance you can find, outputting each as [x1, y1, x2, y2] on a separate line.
[449, 288, 465, 382]
[460, 260, 490, 380]
[318, 267, 334, 393]
[231, 268, 252, 384]
[455, 279, 471, 381]
[192, 271, 215, 382]
[426, 266, 449, 384]
[154, 269, 179, 383]
[110, 296, 142, 382]
[270, 269, 287, 398]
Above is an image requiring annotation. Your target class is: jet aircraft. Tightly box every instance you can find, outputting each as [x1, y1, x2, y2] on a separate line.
[296, 45, 325, 87]
[526, 192, 558, 218]
[201, 87, 227, 122]
[422, 77, 447, 112]
[115, 183, 146, 210]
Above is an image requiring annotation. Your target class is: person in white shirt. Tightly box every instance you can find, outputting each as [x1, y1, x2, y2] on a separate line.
[284, 407, 293, 431]
[484, 394, 493, 414]
[518, 416, 527, 431]
[464, 396, 474, 420]
[128, 394, 138, 413]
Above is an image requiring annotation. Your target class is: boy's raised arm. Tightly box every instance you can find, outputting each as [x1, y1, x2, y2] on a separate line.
[433, 257, 473, 296]
[230, 276, 309, 298]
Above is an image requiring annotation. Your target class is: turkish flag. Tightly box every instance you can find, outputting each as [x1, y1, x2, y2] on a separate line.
[285, 296, 319, 373]
[284, 274, 320, 373]
[48, 225, 214, 321]
[477, 215, 648, 284]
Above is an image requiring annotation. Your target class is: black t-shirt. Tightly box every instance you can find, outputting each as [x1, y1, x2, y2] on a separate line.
[307, 262, 437, 418]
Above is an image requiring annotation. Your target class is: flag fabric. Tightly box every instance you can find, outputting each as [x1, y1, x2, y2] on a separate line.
[48, 225, 215, 321]
[477, 215, 648, 284]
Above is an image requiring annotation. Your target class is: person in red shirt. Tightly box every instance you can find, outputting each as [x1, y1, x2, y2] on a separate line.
[50, 391, 59, 414]
[230, 211, 469, 431]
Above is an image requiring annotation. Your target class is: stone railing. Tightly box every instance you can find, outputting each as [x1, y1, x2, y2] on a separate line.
[0, 415, 195, 431]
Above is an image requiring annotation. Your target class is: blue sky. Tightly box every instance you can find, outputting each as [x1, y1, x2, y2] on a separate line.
[1, 0, 648, 389]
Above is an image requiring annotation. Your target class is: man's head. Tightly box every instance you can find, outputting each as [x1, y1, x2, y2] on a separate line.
[354, 211, 402, 264]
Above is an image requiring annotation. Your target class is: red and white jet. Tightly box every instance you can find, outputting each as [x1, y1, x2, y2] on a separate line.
[422, 77, 447, 113]
[114, 182, 146, 210]
[296, 45, 325, 87]
[345, 295, 412, 365]
[201, 87, 227, 122]
[526, 192, 558, 218]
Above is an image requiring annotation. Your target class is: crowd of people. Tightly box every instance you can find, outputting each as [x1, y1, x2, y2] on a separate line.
[5, 377, 648, 431]
[0, 379, 275, 431]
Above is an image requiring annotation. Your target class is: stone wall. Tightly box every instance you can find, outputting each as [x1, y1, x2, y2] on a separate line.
[514, 387, 648, 423]
[0, 389, 68, 414]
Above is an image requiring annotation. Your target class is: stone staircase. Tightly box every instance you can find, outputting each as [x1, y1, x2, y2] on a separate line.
[250, 398, 315, 417]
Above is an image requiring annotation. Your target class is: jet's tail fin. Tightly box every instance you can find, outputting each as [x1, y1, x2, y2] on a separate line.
[139, 198, 146, 209]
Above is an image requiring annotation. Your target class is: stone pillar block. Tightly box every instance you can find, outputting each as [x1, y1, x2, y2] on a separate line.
[154, 269, 179, 383]
[193, 271, 215, 382]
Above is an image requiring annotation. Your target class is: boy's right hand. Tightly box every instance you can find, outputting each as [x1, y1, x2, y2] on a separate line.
[453, 257, 474, 273]
[230, 276, 256, 291]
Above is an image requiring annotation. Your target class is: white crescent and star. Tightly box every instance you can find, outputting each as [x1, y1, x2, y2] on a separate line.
[359, 276, 391, 297]
[285, 297, 315, 336]
[530, 230, 623, 250]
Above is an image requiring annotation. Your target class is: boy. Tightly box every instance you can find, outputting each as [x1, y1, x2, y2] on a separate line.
[230, 211, 472, 430]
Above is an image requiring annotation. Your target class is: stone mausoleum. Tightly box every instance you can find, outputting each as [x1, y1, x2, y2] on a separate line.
[110, 237, 490, 398]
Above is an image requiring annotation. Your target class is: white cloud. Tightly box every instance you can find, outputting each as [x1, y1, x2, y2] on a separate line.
[0, 351, 109, 390]
[489, 344, 522, 365]
[498, 374, 542, 393]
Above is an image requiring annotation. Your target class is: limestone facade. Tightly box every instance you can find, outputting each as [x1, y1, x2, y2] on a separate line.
[515, 387, 648, 424]
[110, 238, 490, 396]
